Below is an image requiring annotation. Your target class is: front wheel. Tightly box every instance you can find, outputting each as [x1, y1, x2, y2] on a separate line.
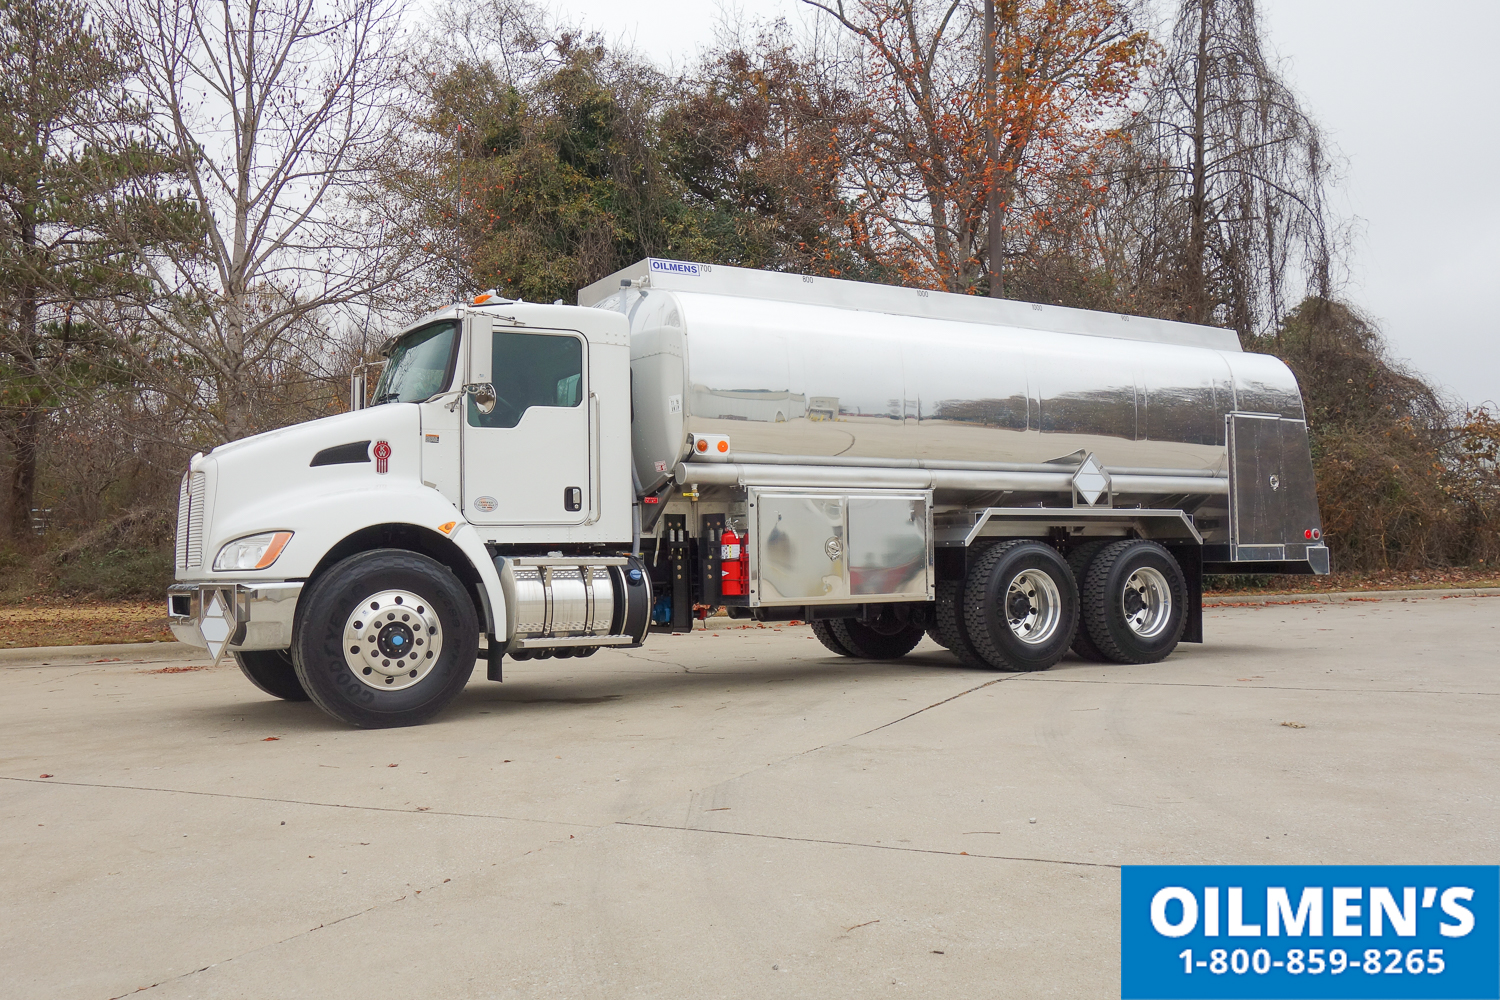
[292, 549, 479, 728]
[234, 649, 309, 701]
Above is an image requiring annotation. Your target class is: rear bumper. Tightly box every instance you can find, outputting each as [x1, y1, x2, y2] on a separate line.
[167, 582, 304, 656]
[1202, 543, 1331, 576]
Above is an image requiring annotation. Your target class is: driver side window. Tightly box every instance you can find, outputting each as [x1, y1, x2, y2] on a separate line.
[467, 331, 585, 429]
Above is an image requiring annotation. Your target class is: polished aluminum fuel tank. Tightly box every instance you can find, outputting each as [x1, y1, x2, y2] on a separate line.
[580, 260, 1306, 498]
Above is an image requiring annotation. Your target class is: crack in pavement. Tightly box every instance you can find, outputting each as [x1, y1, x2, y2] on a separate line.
[614, 820, 1119, 869]
[0, 776, 595, 829]
[794, 674, 1020, 756]
[105, 898, 390, 1000]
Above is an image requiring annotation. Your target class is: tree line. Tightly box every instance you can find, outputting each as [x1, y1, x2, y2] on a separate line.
[0, 0, 1495, 595]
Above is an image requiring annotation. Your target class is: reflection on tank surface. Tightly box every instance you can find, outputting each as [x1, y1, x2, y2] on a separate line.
[847, 496, 928, 598]
[926, 395, 1029, 430]
[758, 495, 845, 602]
[627, 289, 1305, 480]
[691, 387, 805, 423]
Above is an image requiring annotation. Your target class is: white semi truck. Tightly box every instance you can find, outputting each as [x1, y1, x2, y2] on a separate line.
[169, 259, 1327, 727]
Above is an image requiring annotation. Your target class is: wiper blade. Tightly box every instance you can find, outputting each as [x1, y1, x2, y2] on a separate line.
[371, 392, 401, 405]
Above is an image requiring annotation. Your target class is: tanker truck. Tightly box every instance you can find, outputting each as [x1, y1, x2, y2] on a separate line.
[167, 258, 1327, 728]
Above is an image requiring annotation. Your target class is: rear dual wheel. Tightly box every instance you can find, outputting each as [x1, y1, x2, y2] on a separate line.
[1077, 540, 1186, 664]
[961, 541, 1080, 671]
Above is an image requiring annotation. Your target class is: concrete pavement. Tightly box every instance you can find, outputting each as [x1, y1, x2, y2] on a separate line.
[2, 598, 1496, 999]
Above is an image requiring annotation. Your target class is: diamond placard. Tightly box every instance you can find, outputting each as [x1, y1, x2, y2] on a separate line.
[1072, 454, 1111, 507]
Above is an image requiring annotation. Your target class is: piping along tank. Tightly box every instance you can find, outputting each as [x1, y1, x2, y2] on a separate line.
[581, 260, 1317, 551]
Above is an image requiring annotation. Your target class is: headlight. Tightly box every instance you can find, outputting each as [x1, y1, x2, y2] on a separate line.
[213, 531, 293, 571]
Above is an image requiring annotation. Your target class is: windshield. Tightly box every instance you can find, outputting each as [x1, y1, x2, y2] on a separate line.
[371, 321, 457, 404]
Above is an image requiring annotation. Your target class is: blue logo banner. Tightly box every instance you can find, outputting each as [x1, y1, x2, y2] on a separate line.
[1121, 866, 1498, 999]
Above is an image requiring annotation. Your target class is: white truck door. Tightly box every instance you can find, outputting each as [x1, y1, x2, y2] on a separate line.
[462, 317, 591, 525]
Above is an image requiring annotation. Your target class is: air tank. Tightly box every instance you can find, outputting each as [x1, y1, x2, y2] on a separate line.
[579, 260, 1307, 499]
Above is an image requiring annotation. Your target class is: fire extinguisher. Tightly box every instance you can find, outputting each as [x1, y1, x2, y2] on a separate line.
[721, 526, 747, 595]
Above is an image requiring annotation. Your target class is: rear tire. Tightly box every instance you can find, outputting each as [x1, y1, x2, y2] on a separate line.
[234, 649, 309, 701]
[829, 617, 925, 659]
[931, 580, 986, 666]
[962, 540, 1079, 671]
[1065, 541, 1111, 663]
[1079, 540, 1186, 664]
[810, 619, 856, 656]
[292, 549, 479, 728]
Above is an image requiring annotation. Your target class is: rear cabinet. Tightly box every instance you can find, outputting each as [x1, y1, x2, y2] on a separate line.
[746, 489, 933, 605]
[1227, 413, 1324, 563]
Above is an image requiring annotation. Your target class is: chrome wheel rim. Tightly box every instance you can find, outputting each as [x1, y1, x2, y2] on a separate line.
[1004, 569, 1062, 645]
[342, 590, 443, 691]
[1121, 567, 1172, 638]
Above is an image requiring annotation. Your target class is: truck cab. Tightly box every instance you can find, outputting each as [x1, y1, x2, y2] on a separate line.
[168, 300, 648, 727]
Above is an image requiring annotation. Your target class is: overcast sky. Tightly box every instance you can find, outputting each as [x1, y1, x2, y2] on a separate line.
[547, 0, 1499, 408]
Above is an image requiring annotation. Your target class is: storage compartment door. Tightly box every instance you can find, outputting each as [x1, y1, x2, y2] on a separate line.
[752, 493, 846, 604]
[1228, 413, 1322, 554]
[847, 495, 932, 599]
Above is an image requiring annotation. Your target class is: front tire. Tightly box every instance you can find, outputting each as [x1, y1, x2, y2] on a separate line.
[234, 649, 309, 701]
[292, 549, 479, 728]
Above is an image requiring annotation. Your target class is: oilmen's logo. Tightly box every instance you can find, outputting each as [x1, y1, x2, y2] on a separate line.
[1121, 865, 1498, 999]
[649, 258, 700, 276]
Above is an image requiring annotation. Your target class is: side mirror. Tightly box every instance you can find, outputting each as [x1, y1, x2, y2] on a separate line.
[467, 314, 493, 385]
[349, 370, 366, 411]
[468, 382, 497, 414]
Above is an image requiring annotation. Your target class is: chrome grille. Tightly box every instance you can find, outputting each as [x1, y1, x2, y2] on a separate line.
[175, 472, 207, 570]
[175, 474, 191, 569]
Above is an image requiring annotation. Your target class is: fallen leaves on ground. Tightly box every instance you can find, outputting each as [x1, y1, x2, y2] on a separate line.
[1208, 566, 1500, 595]
[0, 596, 172, 648]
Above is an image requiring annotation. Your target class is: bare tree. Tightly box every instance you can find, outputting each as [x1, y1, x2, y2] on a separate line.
[1121, 0, 1340, 339]
[800, 0, 1147, 293]
[113, 0, 410, 443]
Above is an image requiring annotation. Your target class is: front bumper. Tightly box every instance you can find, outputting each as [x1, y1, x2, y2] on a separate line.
[168, 582, 304, 660]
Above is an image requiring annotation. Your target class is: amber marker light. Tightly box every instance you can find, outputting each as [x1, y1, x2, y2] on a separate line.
[254, 532, 293, 568]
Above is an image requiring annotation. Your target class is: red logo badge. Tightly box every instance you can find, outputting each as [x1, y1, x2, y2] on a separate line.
[373, 440, 391, 474]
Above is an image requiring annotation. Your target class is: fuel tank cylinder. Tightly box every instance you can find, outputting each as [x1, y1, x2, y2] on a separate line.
[581, 260, 1307, 495]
